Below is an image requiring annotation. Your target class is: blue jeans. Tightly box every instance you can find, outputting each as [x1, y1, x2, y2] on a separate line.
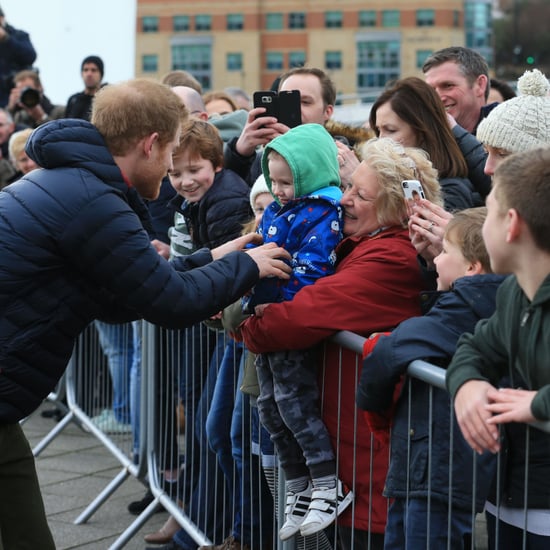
[130, 320, 142, 461]
[173, 334, 231, 550]
[94, 321, 133, 424]
[206, 343, 273, 546]
[384, 498, 473, 550]
[231, 352, 274, 546]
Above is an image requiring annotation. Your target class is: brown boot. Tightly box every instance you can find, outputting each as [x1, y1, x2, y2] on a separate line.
[143, 515, 181, 544]
[198, 535, 251, 550]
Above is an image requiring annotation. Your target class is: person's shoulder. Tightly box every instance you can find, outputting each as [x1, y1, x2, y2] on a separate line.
[212, 168, 250, 196]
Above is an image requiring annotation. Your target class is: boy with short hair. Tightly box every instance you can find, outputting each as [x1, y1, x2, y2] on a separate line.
[357, 207, 506, 549]
[166, 118, 252, 256]
[245, 123, 353, 540]
[446, 147, 550, 548]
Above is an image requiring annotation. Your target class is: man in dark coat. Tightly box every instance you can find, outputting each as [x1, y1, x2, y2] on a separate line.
[0, 5, 36, 108]
[0, 78, 290, 550]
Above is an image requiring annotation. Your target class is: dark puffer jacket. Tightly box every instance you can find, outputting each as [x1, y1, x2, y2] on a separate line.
[0, 119, 259, 423]
[358, 274, 506, 511]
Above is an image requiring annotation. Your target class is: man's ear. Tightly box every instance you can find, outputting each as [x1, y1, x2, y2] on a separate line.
[476, 74, 489, 99]
[142, 133, 159, 158]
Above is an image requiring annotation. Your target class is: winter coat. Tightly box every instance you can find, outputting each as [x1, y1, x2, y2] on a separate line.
[447, 274, 550, 508]
[173, 167, 252, 250]
[358, 274, 505, 511]
[245, 124, 343, 309]
[0, 119, 259, 423]
[242, 226, 425, 533]
[0, 23, 36, 107]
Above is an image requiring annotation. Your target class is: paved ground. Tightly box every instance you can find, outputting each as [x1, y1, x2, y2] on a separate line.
[22, 404, 168, 550]
[22, 402, 489, 550]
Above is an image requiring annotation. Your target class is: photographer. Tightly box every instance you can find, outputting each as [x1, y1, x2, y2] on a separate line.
[0, 6, 37, 108]
[7, 70, 65, 128]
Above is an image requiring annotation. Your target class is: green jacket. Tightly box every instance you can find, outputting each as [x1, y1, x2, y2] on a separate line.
[446, 274, 550, 421]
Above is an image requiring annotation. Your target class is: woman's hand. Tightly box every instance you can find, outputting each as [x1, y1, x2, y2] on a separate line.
[335, 140, 360, 188]
[408, 199, 453, 267]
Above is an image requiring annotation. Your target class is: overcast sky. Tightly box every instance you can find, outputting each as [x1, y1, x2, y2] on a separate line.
[2, 0, 136, 105]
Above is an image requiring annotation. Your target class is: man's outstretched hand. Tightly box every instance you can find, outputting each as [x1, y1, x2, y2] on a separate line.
[211, 234, 291, 279]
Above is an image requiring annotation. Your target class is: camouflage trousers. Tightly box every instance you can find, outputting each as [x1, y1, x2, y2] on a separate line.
[255, 349, 335, 480]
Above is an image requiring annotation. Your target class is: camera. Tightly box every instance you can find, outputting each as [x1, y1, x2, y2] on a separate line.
[20, 87, 41, 108]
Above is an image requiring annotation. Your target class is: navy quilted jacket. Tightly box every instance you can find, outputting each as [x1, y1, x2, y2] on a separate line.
[0, 119, 259, 422]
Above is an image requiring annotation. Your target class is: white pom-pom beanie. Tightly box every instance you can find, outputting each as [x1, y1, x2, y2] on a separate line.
[477, 69, 550, 153]
[249, 173, 270, 210]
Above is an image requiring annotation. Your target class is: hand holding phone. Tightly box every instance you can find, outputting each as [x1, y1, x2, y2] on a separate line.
[401, 180, 425, 203]
[253, 90, 301, 128]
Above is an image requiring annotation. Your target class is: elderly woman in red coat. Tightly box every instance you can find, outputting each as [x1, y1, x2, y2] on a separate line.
[240, 137, 443, 549]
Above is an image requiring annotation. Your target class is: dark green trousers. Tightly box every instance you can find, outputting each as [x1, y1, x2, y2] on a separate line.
[0, 423, 55, 549]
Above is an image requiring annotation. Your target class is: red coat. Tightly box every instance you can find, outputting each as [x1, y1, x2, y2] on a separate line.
[242, 226, 425, 533]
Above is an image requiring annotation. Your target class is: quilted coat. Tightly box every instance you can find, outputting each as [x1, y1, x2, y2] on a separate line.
[0, 119, 259, 422]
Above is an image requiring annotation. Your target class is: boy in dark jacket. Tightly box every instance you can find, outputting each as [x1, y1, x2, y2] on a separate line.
[447, 148, 550, 549]
[357, 207, 505, 549]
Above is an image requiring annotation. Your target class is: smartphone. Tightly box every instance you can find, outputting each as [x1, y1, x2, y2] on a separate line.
[401, 180, 425, 203]
[253, 89, 302, 128]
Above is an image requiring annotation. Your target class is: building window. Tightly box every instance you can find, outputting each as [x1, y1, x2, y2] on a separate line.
[289, 51, 306, 68]
[416, 50, 432, 68]
[142, 16, 158, 33]
[381, 10, 400, 27]
[453, 10, 460, 27]
[266, 13, 284, 30]
[357, 39, 400, 89]
[227, 52, 243, 71]
[195, 14, 212, 31]
[227, 14, 244, 31]
[266, 52, 284, 71]
[289, 12, 306, 29]
[142, 54, 158, 73]
[325, 11, 343, 28]
[325, 51, 342, 70]
[171, 43, 211, 89]
[416, 9, 435, 27]
[173, 15, 190, 32]
[359, 10, 376, 27]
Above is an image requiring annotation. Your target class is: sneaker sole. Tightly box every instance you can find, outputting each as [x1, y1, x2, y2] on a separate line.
[299, 490, 354, 537]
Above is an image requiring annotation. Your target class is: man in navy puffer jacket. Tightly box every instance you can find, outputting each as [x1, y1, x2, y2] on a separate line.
[0, 78, 290, 550]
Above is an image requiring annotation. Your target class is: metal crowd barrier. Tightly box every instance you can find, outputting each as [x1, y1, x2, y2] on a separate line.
[34, 321, 550, 549]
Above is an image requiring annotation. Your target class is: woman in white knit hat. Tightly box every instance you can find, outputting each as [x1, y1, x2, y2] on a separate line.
[477, 68, 550, 176]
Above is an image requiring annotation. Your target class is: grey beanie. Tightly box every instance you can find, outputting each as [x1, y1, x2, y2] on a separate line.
[249, 173, 270, 210]
[477, 69, 550, 153]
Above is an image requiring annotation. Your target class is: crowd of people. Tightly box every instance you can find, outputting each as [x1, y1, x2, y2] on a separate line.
[1, 7, 550, 550]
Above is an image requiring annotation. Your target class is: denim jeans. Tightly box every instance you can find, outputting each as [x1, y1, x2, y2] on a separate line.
[173, 336, 231, 549]
[94, 321, 133, 424]
[384, 497, 473, 550]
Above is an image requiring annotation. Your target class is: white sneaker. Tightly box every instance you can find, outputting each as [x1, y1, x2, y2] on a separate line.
[299, 479, 354, 536]
[92, 409, 131, 434]
[279, 482, 312, 541]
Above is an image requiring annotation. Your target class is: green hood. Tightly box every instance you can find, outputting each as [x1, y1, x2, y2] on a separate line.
[261, 123, 341, 200]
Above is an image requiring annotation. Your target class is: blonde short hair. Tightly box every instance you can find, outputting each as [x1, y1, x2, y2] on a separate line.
[358, 137, 442, 228]
[8, 128, 34, 165]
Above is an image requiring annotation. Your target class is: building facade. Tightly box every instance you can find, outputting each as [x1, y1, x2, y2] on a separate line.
[135, 0, 492, 102]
